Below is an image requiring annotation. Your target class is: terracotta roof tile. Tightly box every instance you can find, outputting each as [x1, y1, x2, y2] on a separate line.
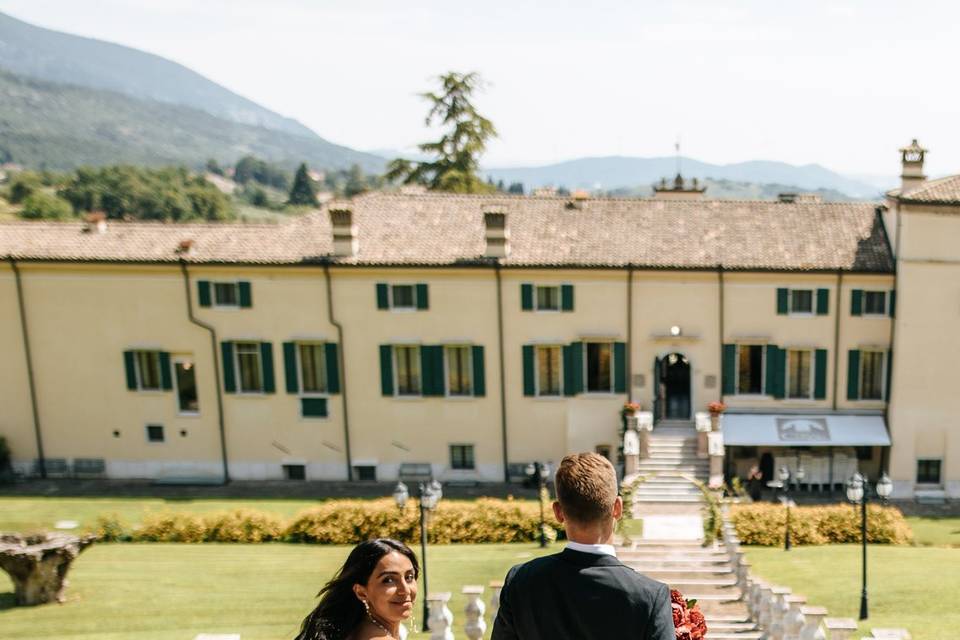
[894, 174, 960, 205]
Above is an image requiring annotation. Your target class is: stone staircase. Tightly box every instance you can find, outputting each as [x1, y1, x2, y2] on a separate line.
[633, 420, 708, 505]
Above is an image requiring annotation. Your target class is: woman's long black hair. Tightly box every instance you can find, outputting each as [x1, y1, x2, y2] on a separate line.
[294, 538, 420, 640]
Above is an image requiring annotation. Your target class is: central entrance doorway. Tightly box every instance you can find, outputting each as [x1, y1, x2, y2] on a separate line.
[653, 353, 691, 422]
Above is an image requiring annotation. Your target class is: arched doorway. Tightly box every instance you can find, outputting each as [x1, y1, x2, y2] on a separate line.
[653, 353, 691, 422]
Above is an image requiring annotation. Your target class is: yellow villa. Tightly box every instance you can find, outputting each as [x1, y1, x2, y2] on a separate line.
[0, 141, 956, 500]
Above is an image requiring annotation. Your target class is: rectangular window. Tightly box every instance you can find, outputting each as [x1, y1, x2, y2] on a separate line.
[445, 346, 472, 396]
[235, 342, 263, 393]
[355, 465, 377, 481]
[860, 350, 885, 400]
[146, 424, 165, 443]
[391, 284, 416, 309]
[298, 343, 328, 393]
[786, 349, 812, 399]
[917, 459, 941, 484]
[535, 285, 560, 311]
[283, 464, 306, 481]
[214, 282, 239, 307]
[536, 345, 562, 396]
[737, 345, 764, 394]
[395, 346, 421, 396]
[135, 350, 161, 391]
[174, 359, 199, 413]
[585, 342, 612, 393]
[863, 291, 887, 316]
[450, 444, 475, 470]
[790, 289, 814, 314]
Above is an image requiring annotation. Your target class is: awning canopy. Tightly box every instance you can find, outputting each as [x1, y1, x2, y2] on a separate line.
[722, 414, 891, 447]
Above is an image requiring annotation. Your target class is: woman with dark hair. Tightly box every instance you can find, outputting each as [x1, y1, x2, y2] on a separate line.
[295, 538, 419, 640]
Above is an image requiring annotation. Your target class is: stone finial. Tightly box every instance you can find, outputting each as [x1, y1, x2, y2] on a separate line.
[427, 592, 454, 640]
[462, 585, 486, 639]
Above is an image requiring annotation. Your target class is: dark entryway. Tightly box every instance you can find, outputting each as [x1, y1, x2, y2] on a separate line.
[653, 353, 691, 422]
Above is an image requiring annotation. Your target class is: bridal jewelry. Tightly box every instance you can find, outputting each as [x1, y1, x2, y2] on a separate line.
[362, 600, 397, 639]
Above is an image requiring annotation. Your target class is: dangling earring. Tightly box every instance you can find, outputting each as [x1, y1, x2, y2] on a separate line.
[362, 599, 371, 613]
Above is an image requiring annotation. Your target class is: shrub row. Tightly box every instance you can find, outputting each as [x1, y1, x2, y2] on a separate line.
[729, 503, 913, 546]
[95, 498, 563, 545]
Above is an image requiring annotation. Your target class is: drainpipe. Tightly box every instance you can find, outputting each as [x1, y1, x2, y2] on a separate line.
[8, 257, 46, 478]
[495, 263, 509, 483]
[179, 260, 230, 484]
[832, 270, 842, 411]
[718, 266, 725, 402]
[626, 266, 634, 402]
[323, 262, 353, 481]
[883, 205, 901, 475]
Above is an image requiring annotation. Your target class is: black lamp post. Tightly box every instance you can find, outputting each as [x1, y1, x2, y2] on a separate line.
[393, 478, 442, 631]
[526, 462, 552, 548]
[778, 465, 804, 551]
[845, 471, 893, 620]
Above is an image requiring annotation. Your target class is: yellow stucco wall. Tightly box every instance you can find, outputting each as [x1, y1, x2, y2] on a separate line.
[0, 264, 36, 470]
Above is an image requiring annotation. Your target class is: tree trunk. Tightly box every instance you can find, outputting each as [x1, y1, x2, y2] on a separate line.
[0, 533, 96, 605]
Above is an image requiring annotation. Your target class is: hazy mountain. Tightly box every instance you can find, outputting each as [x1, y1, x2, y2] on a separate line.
[0, 69, 384, 172]
[484, 156, 881, 199]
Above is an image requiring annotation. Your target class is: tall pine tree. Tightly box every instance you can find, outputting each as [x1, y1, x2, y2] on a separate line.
[287, 162, 318, 206]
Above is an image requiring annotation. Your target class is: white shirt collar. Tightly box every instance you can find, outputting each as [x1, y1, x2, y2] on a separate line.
[565, 540, 617, 557]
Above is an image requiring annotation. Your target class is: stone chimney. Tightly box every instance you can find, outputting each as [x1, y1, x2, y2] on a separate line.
[329, 208, 358, 257]
[483, 211, 509, 258]
[83, 211, 107, 234]
[899, 139, 927, 194]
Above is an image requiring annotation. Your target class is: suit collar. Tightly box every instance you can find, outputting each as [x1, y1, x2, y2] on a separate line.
[559, 547, 625, 567]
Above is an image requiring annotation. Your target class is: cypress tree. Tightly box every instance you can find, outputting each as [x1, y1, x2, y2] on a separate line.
[287, 162, 319, 206]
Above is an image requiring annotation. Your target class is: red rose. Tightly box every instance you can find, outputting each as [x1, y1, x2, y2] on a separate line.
[672, 602, 685, 627]
[670, 589, 687, 607]
[688, 608, 707, 639]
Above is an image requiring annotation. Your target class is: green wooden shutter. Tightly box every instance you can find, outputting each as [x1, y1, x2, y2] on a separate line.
[198, 281, 212, 307]
[325, 343, 340, 394]
[851, 289, 863, 316]
[376, 283, 389, 310]
[885, 349, 893, 402]
[816, 288, 829, 315]
[613, 342, 626, 393]
[847, 349, 861, 400]
[523, 345, 536, 396]
[221, 342, 236, 393]
[159, 351, 173, 391]
[123, 350, 137, 390]
[415, 284, 429, 310]
[889, 290, 896, 318]
[561, 285, 574, 312]
[814, 349, 828, 400]
[776, 288, 789, 315]
[471, 345, 485, 397]
[283, 342, 298, 394]
[260, 342, 275, 393]
[521, 284, 533, 311]
[238, 281, 252, 308]
[570, 342, 584, 395]
[722, 344, 736, 395]
[301, 397, 328, 418]
[562, 345, 575, 396]
[380, 345, 394, 396]
[766, 345, 784, 398]
[421, 345, 443, 396]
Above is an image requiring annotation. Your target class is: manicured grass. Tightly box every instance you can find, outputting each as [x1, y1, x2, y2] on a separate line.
[904, 516, 960, 546]
[745, 545, 958, 640]
[0, 542, 554, 639]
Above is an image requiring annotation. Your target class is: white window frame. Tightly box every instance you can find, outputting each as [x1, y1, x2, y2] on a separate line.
[788, 288, 815, 316]
[296, 341, 329, 397]
[212, 281, 242, 309]
[535, 344, 563, 397]
[584, 340, 614, 394]
[858, 349, 886, 401]
[389, 284, 418, 311]
[234, 341, 264, 395]
[173, 356, 200, 416]
[134, 350, 162, 392]
[449, 443, 476, 470]
[534, 285, 561, 312]
[735, 343, 767, 396]
[862, 290, 888, 318]
[393, 344, 422, 397]
[785, 348, 814, 400]
[443, 344, 473, 398]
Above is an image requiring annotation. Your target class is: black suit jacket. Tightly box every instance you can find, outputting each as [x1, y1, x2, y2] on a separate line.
[491, 548, 675, 640]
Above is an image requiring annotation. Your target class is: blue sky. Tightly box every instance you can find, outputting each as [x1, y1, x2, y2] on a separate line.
[1, 0, 957, 176]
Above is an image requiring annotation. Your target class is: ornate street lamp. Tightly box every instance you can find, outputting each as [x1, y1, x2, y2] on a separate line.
[393, 479, 442, 631]
[846, 472, 893, 620]
[526, 462, 552, 548]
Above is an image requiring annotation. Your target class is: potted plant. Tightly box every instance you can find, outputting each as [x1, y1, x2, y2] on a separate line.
[622, 401, 641, 416]
[707, 401, 727, 416]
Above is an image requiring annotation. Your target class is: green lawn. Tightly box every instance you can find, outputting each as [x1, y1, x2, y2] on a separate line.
[745, 545, 957, 640]
[904, 516, 960, 546]
[0, 542, 553, 639]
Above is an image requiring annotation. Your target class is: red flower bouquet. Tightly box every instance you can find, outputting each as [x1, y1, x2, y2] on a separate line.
[671, 589, 707, 640]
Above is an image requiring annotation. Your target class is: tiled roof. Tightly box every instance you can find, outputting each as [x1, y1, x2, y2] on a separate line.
[0, 192, 893, 272]
[892, 174, 960, 205]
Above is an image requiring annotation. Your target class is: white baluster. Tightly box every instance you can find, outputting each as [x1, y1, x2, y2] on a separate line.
[757, 584, 775, 630]
[782, 595, 807, 640]
[462, 586, 486, 640]
[823, 618, 858, 640]
[769, 586, 792, 640]
[427, 592, 454, 640]
[799, 606, 828, 640]
[488, 580, 503, 624]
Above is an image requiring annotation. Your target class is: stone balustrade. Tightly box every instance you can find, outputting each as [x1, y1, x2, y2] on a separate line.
[768, 585, 793, 640]
[461, 585, 485, 640]
[426, 592, 454, 640]
[823, 618, 858, 640]
[783, 594, 807, 640]
[488, 580, 503, 624]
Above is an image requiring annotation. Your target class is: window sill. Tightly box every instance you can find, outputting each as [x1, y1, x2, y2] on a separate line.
[732, 394, 773, 399]
[788, 312, 815, 318]
[581, 391, 618, 398]
[393, 394, 425, 400]
[299, 415, 330, 422]
[212, 305, 242, 311]
[444, 395, 478, 401]
[235, 392, 269, 398]
[177, 411, 201, 418]
[389, 307, 419, 313]
[533, 395, 565, 401]
[861, 314, 888, 319]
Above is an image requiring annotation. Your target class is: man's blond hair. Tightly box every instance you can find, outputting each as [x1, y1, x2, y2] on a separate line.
[554, 452, 618, 523]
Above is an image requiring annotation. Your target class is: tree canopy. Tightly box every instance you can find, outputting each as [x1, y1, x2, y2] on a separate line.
[287, 163, 319, 206]
[385, 72, 497, 194]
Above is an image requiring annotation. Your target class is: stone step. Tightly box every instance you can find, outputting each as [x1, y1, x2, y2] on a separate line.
[621, 549, 728, 557]
[704, 615, 752, 623]
[641, 567, 735, 576]
[706, 622, 757, 632]
[705, 632, 762, 639]
[633, 481, 698, 488]
[663, 578, 739, 588]
[633, 496, 703, 503]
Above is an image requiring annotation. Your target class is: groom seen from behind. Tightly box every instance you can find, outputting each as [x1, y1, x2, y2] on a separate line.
[491, 452, 675, 640]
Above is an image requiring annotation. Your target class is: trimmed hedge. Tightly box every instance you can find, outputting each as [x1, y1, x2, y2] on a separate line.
[730, 503, 913, 546]
[93, 498, 562, 545]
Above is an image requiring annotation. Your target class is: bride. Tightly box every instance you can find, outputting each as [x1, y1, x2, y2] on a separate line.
[294, 538, 419, 640]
